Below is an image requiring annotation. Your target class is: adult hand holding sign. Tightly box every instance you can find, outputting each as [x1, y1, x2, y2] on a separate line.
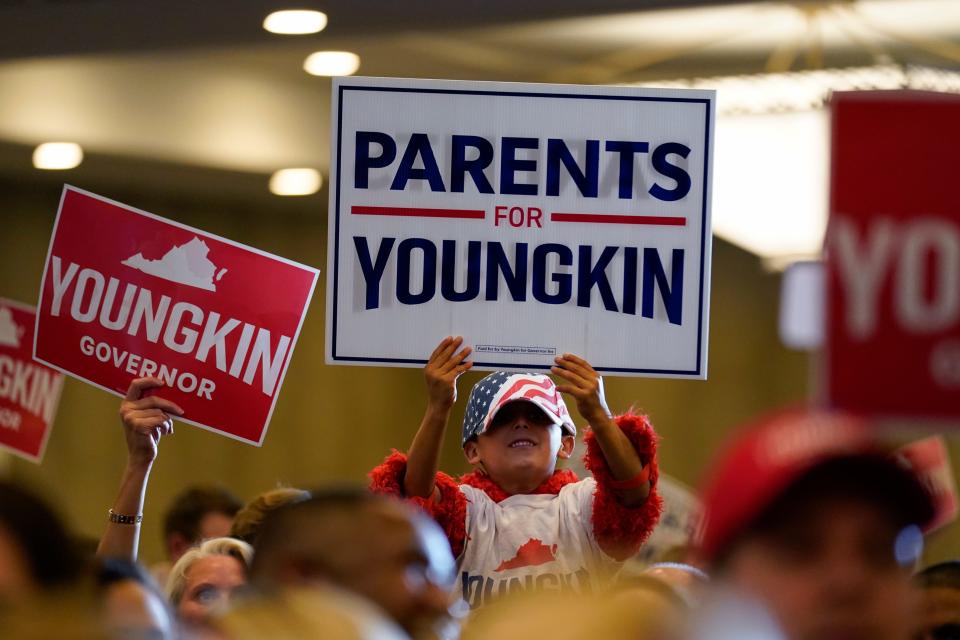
[552, 354, 649, 506]
[120, 377, 182, 469]
[97, 377, 182, 560]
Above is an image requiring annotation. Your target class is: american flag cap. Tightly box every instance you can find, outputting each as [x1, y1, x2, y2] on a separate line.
[461, 372, 576, 446]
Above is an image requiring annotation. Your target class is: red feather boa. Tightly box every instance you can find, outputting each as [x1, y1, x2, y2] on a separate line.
[369, 413, 663, 561]
[584, 412, 664, 560]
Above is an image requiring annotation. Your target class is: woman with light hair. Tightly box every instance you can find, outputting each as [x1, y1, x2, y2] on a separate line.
[165, 536, 253, 628]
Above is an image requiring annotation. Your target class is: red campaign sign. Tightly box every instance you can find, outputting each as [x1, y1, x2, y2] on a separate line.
[895, 436, 959, 533]
[826, 91, 960, 419]
[34, 186, 319, 446]
[0, 298, 63, 462]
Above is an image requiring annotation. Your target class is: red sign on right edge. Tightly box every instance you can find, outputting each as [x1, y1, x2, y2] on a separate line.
[826, 91, 960, 420]
[34, 186, 319, 446]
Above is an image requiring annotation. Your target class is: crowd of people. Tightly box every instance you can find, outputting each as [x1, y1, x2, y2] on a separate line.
[0, 336, 956, 639]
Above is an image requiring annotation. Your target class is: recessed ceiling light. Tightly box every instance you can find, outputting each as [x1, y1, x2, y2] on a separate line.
[303, 51, 360, 77]
[263, 9, 328, 35]
[269, 168, 322, 196]
[33, 142, 83, 170]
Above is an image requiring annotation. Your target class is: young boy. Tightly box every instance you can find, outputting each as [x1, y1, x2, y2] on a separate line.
[370, 336, 662, 608]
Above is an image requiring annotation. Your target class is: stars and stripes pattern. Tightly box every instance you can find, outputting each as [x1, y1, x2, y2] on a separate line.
[462, 372, 575, 444]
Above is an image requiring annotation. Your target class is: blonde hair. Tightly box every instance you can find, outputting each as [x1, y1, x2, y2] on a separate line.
[165, 537, 253, 606]
[230, 488, 311, 545]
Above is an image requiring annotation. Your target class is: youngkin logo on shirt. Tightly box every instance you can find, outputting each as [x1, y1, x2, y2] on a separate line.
[495, 538, 558, 572]
[462, 539, 591, 608]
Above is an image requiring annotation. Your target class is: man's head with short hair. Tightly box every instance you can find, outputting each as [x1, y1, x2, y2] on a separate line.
[913, 561, 960, 640]
[162, 485, 243, 562]
[696, 409, 935, 640]
[251, 486, 455, 636]
[230, 487, 311, 546]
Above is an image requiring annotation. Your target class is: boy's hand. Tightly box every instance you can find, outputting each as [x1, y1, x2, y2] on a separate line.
[424, 336, 473, 411]
[552, 354, 613, 427]
[119, 377, 183, 470]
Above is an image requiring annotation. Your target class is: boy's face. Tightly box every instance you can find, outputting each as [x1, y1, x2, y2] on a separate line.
[463, 401, 575, 491]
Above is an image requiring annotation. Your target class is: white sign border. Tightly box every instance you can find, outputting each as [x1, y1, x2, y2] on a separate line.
[33, 185, 321, 447]
[326, 77, 713, 378]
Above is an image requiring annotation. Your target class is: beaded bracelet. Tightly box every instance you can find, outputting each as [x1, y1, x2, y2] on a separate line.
[108, 508, 143, 525]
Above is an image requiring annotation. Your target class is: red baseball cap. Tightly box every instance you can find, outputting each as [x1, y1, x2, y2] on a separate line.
[696, 408, 935, 564]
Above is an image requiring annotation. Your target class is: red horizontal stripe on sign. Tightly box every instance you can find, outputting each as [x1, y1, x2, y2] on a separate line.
[351, 206, 485, 220]
[550, 213, 686, 226]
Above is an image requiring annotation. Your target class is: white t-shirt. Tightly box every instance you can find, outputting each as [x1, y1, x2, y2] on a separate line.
[458, 478, 621, 608]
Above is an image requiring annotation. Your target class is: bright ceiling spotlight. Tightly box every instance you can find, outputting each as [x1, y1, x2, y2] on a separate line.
[263, 10, 328, 35]
[32, 142, 83, 170]
[269, 168, 322, 196]
[303, 51, 360, 76]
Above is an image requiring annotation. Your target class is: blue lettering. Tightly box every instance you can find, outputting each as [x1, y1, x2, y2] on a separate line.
[605, 140, 649, 199]
[485, 243, 527, 301]
[546, 139, 599, 198]
[441, 240, 481, 302]
[576, 245, 619, 312]
[391, 133, 446, 192]
[451, 135, 494, 194]
[532, 243, 573, 304]
[353, 236, 395, 310]
[642, 247, 684, 325]
[396, 238, 437, 305]
[499, 137, 539, 196]
[622, 246, 638, 315]
[354, 131, 396, 189]
[649, 142, 691, 201]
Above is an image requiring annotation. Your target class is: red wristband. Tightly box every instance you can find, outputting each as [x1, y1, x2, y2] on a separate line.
[607, 464, 650, 491]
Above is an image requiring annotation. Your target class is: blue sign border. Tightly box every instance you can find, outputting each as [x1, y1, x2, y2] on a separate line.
[331, 84, 712, 376]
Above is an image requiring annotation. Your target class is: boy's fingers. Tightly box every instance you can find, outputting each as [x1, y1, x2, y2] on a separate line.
[454, 361, 473, 376]
[428, 336, 453, 362]
[434, 335, 463, 364]
[554, 355, 595, 379]
[554, 383, 578, 396]
[551, 366, 589, 390]
[560, 353, 594, 370]
[443, 346, 472, 371]
[124, 377, 164, 401]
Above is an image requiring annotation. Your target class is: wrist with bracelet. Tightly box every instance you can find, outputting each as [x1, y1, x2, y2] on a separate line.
[108, 508, 143, 525]
[608, 464, 651, 491]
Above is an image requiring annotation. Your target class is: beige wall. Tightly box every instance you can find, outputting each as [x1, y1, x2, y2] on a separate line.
[1, 178, 957, 566]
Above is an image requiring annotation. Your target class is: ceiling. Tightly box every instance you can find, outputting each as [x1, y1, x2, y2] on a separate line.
[0, 0, 957, 222]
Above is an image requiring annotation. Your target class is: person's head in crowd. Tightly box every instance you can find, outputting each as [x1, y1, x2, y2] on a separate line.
[216, 585, 412, 640]
[696, 409, 935, 640]
[0, 480, 84, 605]
[250, 486, 456, 637]
[609, 562, 708, 638]
[162, 485, 243, 563]
[461, 372, 577, 494]
[229, 487, 311, 546]
[913, 561, 960, 640]
[461, 590, 676, 640]
[94, 557, 175, 640]
[165, 536, 253, 628]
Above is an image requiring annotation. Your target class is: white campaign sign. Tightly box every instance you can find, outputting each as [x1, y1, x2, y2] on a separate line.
[327, 77, 714, 377]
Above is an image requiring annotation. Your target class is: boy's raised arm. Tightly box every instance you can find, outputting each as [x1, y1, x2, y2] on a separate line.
[403, 336, 473, 500]
[96, 377, 181, 560]
[552, 354, 650, 507]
